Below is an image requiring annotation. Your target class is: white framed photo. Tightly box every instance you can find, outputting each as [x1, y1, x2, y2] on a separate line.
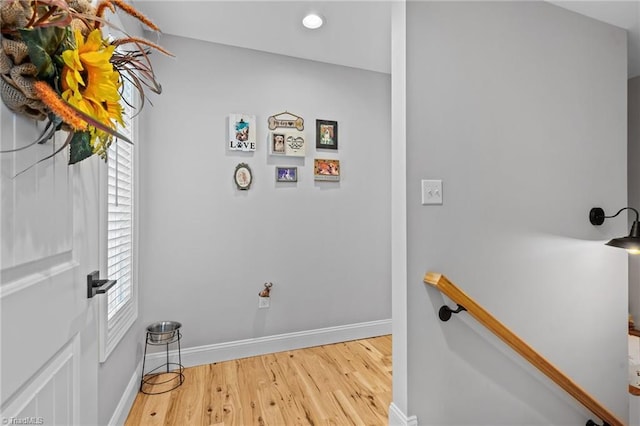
[284, 133, 305, 157]
[270, 132, 286, 155]
[228, 114, 256, 152]
[269, 131, 306, 157]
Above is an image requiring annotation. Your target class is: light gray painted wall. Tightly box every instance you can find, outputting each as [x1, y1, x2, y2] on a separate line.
[630, 76, 640, 325]
[403, 2, 628, 424]
[98, 328, 144, 424]
[137, 35, 391, 349]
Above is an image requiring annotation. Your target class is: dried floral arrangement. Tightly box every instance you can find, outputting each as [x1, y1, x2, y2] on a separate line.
[0, 0, 171, 166]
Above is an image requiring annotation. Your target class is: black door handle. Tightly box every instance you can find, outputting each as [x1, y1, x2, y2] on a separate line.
[87, 271, 117, 299]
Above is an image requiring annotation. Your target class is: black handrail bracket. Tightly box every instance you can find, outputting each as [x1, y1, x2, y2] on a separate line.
[438, 304, 467, 322]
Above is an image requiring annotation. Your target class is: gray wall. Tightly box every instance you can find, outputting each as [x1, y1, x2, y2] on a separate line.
[138, 35, 391, 348]
[630, 76, 640, 325]
[403, 2, 628, 424]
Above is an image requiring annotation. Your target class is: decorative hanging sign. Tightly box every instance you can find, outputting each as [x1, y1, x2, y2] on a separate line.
[267, 111, 304, 131]
[228, 114, 257, 151]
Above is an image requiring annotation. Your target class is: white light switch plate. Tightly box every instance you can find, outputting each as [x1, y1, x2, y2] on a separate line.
[421, 180, 443, 205]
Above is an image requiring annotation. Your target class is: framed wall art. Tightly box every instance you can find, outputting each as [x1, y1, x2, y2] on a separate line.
[228, 114, 256, 152]
[314, 159, 340, 181]
[284, 133, 305, 157]
[267, 111, 306, 157]
[316, 119, 338, 150]
[269, 131, 306, 156]
[270, 132, 286, 155]
[234, 163, 253, 190]
[276, 167, 298, 182]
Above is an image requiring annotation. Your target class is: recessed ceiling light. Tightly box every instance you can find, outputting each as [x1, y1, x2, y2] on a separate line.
[302, 13, 324, 30]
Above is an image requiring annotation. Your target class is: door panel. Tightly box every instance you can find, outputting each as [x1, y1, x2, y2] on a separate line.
[1, 116, 72, 269]
[1, 103, 100, 424]
[3, 336, 79, 425]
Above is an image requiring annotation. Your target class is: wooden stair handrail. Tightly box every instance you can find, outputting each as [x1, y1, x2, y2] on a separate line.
[424, 272, 624, 426]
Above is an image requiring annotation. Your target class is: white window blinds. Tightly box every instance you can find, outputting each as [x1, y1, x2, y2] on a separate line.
[107, 81, 134, 323]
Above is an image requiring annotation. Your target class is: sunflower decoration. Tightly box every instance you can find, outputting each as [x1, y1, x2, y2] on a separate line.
[0, 0, 172, 167]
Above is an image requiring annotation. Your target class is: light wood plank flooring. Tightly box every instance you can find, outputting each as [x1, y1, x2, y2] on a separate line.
[125, 335, 392, 425]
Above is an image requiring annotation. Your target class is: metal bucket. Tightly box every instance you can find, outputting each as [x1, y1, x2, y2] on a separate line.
[147, 321, 182, 343]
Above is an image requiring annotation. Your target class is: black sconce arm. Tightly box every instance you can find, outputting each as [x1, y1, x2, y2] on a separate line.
[606, 207, 639, 223]
[589, 206, 639, 226]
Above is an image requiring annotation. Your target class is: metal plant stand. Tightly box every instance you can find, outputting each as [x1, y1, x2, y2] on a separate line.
[140, 321, 185, 395]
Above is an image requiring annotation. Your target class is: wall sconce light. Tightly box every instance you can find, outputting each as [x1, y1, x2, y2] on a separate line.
[589, 207, 640, 254]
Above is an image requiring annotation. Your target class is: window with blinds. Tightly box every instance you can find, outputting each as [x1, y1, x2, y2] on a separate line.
[107, 136, 133, 321]
[99, 79, 137, 362]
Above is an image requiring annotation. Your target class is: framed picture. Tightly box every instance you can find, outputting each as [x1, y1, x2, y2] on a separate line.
[228, 114, 256, 152]
[269, 131, 306, 157]
[276, 166, 298, 182]
[270, 133, 286, 155]
[316, 119, 338, 150]
[234, 163, 252, 190]
[285, 134, 305, 157]
[314, 159, 340, 181]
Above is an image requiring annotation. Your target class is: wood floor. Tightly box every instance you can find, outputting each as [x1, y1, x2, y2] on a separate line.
[125, 335, 392, 426]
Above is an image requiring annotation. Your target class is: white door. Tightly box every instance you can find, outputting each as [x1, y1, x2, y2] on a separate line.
[1, 103, 102, 425]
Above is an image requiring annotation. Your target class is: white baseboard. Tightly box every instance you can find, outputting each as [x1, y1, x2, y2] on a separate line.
[145, 319, 392, 369]
[388, 402, 418, 426]
[108, 361, 141, 426]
